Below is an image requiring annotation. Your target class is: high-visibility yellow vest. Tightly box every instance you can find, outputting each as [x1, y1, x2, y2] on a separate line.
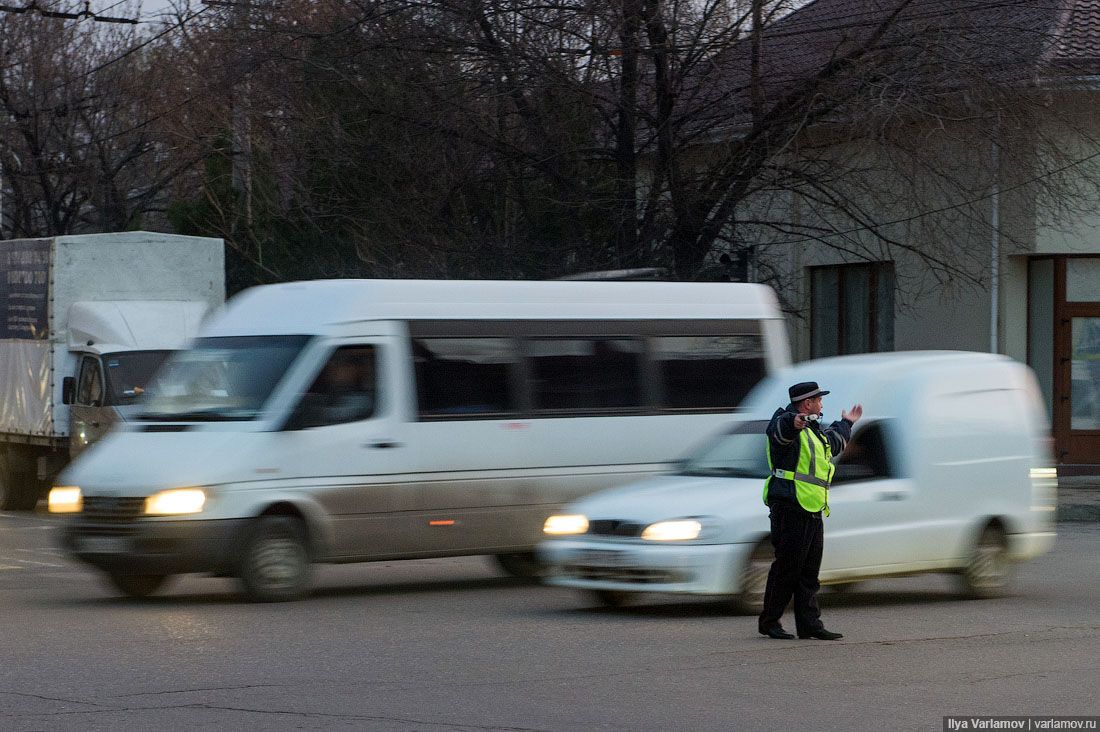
[763, 425, 834, 516]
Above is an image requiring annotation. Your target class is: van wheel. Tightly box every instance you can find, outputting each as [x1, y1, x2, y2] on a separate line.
[730, 541, 773, 615]
[238, 516, 312, 602]
[959, 523, 1012, 598]
[587, 589, 632, 608]
[106, 572, 170, 598]
[493, 552, 546, 580]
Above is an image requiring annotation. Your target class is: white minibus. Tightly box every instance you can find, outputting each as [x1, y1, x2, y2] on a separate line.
[51, 279, 788, 601]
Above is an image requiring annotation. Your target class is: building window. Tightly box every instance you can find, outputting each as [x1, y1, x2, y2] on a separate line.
[810, 263, 894, 357]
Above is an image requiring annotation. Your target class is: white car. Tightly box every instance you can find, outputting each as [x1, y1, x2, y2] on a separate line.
[538, 351, 1058, 611]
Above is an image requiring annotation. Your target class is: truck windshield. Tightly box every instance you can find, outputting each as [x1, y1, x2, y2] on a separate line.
[102, 351, 172, 406]
[678, 421, 771, 479]
[139, 335, 312, 421]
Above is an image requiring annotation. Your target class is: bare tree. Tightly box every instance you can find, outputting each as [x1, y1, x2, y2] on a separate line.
[157, 0, 1100, 296]
[0, 2, 209, 238]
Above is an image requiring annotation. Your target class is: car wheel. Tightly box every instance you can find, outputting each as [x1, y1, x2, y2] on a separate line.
[587, 589, 632, 608]
[493, 552, 546, 580]
[959, 523, 1012, 598]
[730, 541, 773, 615]
[826, 581, 864, 593]
[238, 516, 312, 602]
[106, 572, 170, 598]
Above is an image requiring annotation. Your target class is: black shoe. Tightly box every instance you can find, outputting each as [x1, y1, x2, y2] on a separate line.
[760, 626, 795, 639]
[798, 628, 844, 640]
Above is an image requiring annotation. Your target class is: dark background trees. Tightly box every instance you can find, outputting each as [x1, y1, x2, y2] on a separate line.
[2, 0, 1096, 297]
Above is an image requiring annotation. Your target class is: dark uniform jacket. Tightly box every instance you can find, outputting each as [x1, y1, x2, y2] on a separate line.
[765, 405, 853, 514]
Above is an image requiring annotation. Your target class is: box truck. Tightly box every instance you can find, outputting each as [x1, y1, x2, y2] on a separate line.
[0, 232, 224, 510]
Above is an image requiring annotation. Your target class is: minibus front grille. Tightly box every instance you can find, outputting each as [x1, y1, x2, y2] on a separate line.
[81, 496, 145, 522]
[587, 520, 644, 538]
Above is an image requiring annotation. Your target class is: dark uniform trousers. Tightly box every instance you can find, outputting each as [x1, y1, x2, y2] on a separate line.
[758, 497, 824, 635]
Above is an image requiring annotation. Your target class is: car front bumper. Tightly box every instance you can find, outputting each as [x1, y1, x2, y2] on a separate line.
[538, 538, 749, 595]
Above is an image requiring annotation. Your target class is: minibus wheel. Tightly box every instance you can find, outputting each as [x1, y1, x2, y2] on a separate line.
[959, 523, 1011, 599]
[105, 572, 170, 599]
[238, 516, 312, 602]
[493, 552, 546, 580]
[730, 540, 773, 615]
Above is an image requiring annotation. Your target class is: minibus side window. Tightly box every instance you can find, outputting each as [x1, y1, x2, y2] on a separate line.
[414, 338, 520, 419]
[527, 338, 644, 412]
[287, 346, 378, 429]
[652, 335, 767, 410]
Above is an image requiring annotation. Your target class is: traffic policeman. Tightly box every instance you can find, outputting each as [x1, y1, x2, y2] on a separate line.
[758, 381, 862, 640]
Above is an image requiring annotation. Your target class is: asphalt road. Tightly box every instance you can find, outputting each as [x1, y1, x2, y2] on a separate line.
[0, 512, 1096, 732]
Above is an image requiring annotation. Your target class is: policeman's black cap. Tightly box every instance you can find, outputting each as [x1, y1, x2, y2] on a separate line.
[789, 381, 830, 402]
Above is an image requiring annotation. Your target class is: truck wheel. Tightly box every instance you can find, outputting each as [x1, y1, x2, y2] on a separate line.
[238, 516, 312, 602]
[730, 540, 773, 615]
[106, 572, 170, 598]
[493, 552, 546, 580]
[0, 453, 38, 511]
[959, 523, 1012, 598]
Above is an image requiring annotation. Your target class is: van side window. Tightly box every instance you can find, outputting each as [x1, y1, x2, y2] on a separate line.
[289, 346, 378, 429]
[833, 421, 894, 483]
[527, 338, 644, 412]
[414, 338, 519, 419]
[76, 356, 105, 407]
[652, 335, 767, 410]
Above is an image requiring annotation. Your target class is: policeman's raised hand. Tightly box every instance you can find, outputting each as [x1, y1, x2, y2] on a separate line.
[793, 413, 807, 430]
[842, 404, 863, 424]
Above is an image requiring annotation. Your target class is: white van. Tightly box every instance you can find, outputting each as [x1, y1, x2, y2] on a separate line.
[538, 351, 1058, 610]
[49, 279, 789, 601]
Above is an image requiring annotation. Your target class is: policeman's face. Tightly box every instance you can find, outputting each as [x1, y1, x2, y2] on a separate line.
[802, 396, 823, 414]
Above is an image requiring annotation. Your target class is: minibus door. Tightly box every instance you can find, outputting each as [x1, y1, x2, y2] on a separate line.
[279, 339, 417, 559]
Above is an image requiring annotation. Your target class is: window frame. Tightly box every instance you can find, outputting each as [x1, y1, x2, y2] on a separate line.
[810, 262, 894, 358]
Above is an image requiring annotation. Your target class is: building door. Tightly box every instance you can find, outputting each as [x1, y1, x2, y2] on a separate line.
[1052, 257, 1100, 467]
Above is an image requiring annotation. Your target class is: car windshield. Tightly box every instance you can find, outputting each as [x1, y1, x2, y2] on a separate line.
[102, 350, 173, 406]
[139, 335, 312, 421]
[678, 420, 771, 479]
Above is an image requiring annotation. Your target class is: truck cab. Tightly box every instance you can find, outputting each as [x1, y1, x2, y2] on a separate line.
[62, 301, 210, 458]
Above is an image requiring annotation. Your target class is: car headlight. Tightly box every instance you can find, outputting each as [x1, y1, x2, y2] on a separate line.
[145, 488, 206, 516]
[543, 514, 589, 535]
[641, 519, 704, 542]
[48, 486, 82, 514]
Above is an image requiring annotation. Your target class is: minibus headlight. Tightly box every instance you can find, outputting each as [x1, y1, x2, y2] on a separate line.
[145, 488, 206, 516]
[641, 519, 704, 542]
[543, 514, 589, 536]
[48, 486, 82, 514]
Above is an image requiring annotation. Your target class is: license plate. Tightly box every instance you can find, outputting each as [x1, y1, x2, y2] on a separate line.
[80, 536, 127, 554]
[575, 549, 630, 567]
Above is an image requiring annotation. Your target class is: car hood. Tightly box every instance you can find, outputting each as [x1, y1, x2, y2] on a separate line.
[568, 473, 768, 525]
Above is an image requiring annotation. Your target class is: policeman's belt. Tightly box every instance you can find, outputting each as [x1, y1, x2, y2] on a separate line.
[772, 469, 829, 488]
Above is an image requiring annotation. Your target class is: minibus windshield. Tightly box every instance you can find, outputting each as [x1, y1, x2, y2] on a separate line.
[138, 335, 312, 421]
[678, 421, 770, 479]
